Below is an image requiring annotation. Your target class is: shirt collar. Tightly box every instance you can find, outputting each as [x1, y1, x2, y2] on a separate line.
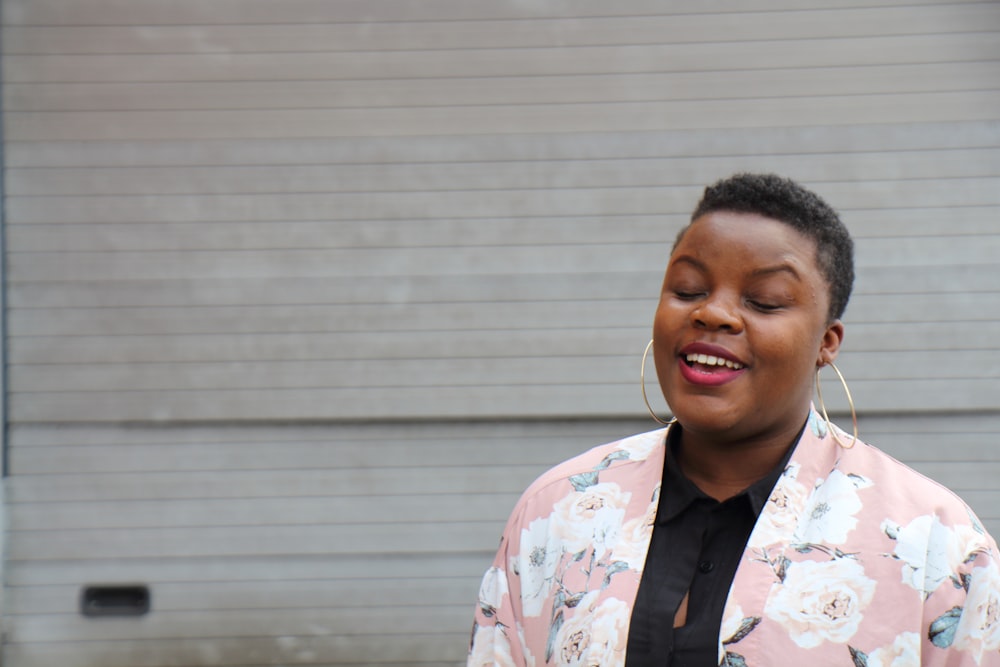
[657, 420, 803, 524]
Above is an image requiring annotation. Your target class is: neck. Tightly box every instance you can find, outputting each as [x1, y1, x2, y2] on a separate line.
[674, 421, 802, 502]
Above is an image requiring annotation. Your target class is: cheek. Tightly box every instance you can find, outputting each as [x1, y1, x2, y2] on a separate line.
[653, 298, 686, 331]
[651, 309, 682, 378]
[753, 320, 823, 366]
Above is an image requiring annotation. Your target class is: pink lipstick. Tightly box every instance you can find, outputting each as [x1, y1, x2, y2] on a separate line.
[677, 343, 747, 387]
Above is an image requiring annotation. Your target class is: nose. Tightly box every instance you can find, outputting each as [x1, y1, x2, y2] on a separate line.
[691, 293, 743, 332]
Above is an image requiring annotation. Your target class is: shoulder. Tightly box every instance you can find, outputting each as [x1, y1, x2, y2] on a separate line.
[847, 438, 980, 518]
[507, 428, 667, 527]
[802, 413, 983, 525]
[835, 434, 998, 554]
[794, 414, 995, 548]
[523, 428, 666, 493]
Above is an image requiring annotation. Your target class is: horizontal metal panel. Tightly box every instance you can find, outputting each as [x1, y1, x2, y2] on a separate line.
[6, 416, 638, 446]
[5, 299, 653, 336]
[5, 218, 685, 253]
[7, 122, 998, 168]
[10, 356, 638, 392]
[7, 522, 499, 559]
[3, 636, 467, 667]
[7, 90, 1000, 141]
[9, 61, 1000, 113]
[8, 177, 1000, 224]
[6, 236, 999, 286]
[8, 494, 520, 530]
[5, 213, 1000, 264]
[6, 34, 999, 84]
[7, 575, 482, 614]
[4, 187, 699, 223]
[8, 383, 644, 421]
[8, 429, 592, 472]
[5, 270, 667, 309]
[2, 0, 975, 26]
[7, 147, 1000, 197]
[5, 465, 547, 500]
[5, 551, 489, 586]
[5, 3, 995, 51]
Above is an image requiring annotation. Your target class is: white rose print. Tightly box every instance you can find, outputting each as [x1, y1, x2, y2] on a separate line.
[952, 560, 1000, 664]
[516, 517, 564, 617]
[882, 514, 982, 599]
[609, 495, 656, 570]
[749, 463, 809, 549]
[794, 469, 872, 546]
[764, 558, 877, 649]
[550, 591, 628, 667]
[550, 482, 631, 560]
[615, 431, 662, 461]
[852, 631, 920, 667]
[469, 621, 522, 667]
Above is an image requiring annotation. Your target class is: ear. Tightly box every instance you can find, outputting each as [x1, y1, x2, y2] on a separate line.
[816, 319, 845, 367]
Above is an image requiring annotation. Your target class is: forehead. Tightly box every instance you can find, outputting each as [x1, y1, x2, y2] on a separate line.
[671, 211, 823, 277]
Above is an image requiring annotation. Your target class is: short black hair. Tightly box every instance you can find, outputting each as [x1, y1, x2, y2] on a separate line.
[675, 172, 854, 321]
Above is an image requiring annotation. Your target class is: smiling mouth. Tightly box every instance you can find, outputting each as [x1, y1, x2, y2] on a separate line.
[684, 353, 745, 371]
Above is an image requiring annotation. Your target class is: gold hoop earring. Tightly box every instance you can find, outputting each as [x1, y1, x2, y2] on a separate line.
[641, 339, 675, 426]
[815, 362, 858, 449]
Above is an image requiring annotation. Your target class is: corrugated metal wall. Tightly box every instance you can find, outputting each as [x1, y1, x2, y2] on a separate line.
[2, 1, 999, 665]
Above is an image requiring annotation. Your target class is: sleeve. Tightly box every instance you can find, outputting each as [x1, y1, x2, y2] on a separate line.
[921, 513, 1000, 667]
[467, 505, 531, 667]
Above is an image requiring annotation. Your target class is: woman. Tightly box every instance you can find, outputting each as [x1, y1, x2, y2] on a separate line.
[468, 174, 1000, 667]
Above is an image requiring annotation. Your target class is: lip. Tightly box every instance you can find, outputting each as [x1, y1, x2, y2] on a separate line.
[677, 342, 748, 387]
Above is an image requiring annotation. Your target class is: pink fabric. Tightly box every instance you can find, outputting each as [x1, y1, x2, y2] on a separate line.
[469, 411, 1000, 666]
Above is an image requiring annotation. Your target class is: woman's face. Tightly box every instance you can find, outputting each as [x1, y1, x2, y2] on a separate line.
[652, 211, 844, 444]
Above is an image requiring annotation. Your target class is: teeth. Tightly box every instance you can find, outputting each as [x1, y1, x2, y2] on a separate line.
[686, 353, 744, 370]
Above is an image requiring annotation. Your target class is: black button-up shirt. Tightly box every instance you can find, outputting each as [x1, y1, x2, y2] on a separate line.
[625, 425, 798, 667]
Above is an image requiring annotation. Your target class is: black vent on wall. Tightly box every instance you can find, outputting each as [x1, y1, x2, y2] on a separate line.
[80, 585, 151, 617]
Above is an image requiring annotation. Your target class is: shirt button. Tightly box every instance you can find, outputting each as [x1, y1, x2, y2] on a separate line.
[698, 560, 715, 573]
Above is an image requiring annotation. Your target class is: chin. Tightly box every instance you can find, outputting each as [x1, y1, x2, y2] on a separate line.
[668, 398, 743, 434]
[679, 413, 743, 436]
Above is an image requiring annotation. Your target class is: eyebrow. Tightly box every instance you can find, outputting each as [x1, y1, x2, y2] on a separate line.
[749, 263, 802, 281]
[669, 255, 707, 271]
[670, 255, 802, 281]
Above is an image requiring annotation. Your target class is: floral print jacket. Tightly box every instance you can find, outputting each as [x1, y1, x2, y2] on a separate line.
[469, 411, 1000, 667]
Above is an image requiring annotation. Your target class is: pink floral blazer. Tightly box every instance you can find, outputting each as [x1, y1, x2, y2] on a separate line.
[469, 411, 1000, 666]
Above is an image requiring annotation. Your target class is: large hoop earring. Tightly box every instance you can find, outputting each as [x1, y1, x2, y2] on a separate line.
[815, 362, 858, 449]
[641, 339, 675, 426]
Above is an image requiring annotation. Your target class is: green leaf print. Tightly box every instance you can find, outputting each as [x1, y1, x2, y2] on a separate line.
[602, 561, 629, 588]
[928, 606, 963, 648]
[849, 646, 868, 667]
[546, 609, 564, 663]
[595, 450, 630, 470]
[722, 651, 748, 667]
[569, 471, 599, 491]
[723, 616, 762, 645]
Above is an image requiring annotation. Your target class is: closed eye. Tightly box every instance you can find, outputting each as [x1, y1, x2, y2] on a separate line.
[747, 299, 782, 312]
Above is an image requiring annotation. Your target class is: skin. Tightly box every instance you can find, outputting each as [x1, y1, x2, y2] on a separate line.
[652, 211, 845, 502]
